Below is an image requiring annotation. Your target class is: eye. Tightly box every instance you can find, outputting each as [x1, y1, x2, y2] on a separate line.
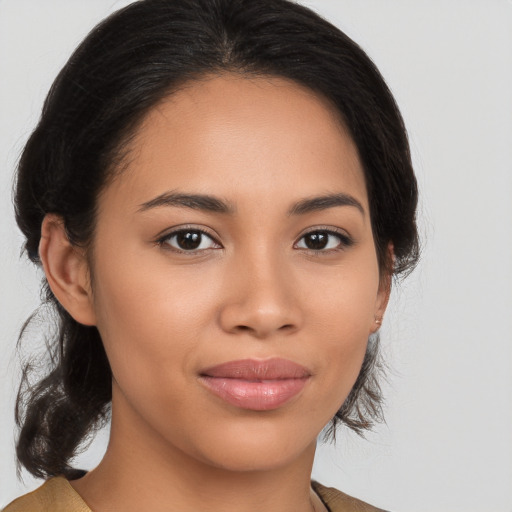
[295, 229, 352, 252]
[159, 229, 220, 252]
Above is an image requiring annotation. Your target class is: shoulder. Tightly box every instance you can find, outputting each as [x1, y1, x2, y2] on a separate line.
[312, 481, 390, 512]
[2, 477, 91, 512]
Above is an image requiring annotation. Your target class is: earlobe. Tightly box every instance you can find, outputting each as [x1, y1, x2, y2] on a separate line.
[39, 215, 96, 326]
[371, 290, 390, 334]
[370, 243, 394, 334]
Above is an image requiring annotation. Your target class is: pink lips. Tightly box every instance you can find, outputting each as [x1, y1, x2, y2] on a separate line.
[199, 358, 310, 411]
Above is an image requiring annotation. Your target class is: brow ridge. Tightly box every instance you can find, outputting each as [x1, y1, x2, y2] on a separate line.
[288, 193, 365, 216]
[138, 191, 364, 217]
[138, 191, 235, 214]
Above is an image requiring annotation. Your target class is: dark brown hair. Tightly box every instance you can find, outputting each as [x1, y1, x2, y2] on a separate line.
[14, 0, 419, 479]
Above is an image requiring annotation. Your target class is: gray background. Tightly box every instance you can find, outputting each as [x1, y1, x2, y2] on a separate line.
[1, 1, 511, 511]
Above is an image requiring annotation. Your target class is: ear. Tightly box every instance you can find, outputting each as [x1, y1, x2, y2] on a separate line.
[370, 243, 394, 334]
[39, 214, 96, 326]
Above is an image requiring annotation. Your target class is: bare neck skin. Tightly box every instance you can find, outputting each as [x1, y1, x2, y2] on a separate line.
[71, 383, 321, 512]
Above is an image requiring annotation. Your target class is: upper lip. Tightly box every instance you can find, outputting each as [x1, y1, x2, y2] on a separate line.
[200, 358, 311, 380]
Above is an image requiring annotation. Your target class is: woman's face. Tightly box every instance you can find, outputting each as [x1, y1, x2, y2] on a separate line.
[86, 74, 387, 471]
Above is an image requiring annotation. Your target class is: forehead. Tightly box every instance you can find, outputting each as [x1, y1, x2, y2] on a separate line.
[100, 73, 368, 213]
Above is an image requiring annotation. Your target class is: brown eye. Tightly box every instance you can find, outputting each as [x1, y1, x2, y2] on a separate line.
[303, 232, 330, 250]
[163, 229, 219, 251]
[295, 230, 352, 251]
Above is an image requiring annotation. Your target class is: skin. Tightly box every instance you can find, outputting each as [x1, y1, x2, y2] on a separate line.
[40, 74, 390, 512]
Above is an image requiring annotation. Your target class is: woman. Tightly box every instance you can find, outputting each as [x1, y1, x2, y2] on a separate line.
[4, 0, 418, 510]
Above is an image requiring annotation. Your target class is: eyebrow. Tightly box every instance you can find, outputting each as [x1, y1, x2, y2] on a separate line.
[138, 191, 364, 216]
[138, 191, 235, 214]
[288, 193, 365, 216]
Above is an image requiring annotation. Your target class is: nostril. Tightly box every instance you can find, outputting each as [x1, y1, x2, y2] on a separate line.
[233, 323, 295, 335]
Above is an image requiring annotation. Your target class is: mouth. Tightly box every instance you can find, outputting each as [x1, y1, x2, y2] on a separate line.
[198, 358, 311, 411]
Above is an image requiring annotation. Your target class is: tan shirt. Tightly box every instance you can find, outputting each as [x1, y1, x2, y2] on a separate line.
[3, 477, 387, 512]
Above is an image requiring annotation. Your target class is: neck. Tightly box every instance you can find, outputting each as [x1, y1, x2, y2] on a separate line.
[71, 387, 320, 512]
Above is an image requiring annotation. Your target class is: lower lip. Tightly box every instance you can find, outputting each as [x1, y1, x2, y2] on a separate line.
[199, 376, 309, 411]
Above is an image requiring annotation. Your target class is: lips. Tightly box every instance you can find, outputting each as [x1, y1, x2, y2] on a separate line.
[199, 358, 311, 411]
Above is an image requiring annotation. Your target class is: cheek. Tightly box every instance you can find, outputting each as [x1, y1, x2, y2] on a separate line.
[89, 250, 206, 394]
[300, 257, 380, 411]
[302, 255, 380, 340]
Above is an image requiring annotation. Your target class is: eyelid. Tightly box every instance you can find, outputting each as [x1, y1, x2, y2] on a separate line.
[154, 224, 353, 254]
[294, 226, 354, 251]
[155, 224, 223, 252]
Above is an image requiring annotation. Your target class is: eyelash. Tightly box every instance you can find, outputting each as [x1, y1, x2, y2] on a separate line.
[157, 227, 221, 254]
[156, 226, 353, 255]
[295, 228, 354, 254]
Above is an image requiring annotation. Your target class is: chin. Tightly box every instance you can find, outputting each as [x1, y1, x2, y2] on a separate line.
[184, 417, 318, 473]
[199, 444, 311, 473]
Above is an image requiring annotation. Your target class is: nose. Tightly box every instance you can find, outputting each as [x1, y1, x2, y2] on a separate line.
[218, 253, 302, 339]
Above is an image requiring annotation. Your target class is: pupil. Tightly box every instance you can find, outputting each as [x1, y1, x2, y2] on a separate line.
[305, 232, 328, 250]
[177, 231, 202, 250]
